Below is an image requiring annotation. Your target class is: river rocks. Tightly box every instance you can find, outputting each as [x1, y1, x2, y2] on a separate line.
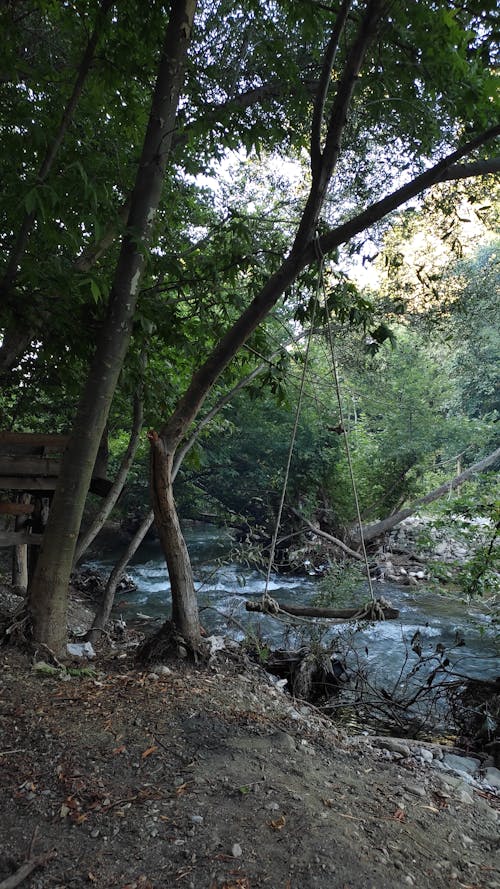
[484, 767, 500, 789]
[372, 737, 411, 757]
[442, 753, 482, 776]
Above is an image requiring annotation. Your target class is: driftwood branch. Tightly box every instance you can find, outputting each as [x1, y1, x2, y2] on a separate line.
[290, 508, 364, 561]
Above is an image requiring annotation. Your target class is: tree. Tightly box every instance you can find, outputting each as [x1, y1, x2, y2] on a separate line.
[146, 1, 500, 653]
[27, 0, 197, 653]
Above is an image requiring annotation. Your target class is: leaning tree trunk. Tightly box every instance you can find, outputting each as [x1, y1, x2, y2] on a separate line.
[147, 0, 383, 655]
[27, 0, 197, 654]
[352, 446, 500, 545]
[149, 432, 201, 650]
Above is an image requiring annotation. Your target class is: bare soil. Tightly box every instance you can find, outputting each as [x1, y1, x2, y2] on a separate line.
[1, 640, 499, 889]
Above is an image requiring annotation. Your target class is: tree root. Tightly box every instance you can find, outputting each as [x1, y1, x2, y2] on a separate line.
[136, 619, 208, 665]
[0, 827, 56, 889]
[0, 606, 32, 650]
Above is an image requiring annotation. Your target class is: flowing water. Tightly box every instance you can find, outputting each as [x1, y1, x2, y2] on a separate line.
[89, 524, 499, 698]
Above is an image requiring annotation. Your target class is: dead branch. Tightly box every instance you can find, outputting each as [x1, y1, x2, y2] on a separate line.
[0, 827, 56, 889]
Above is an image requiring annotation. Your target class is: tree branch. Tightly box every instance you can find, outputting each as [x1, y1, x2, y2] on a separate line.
[73, 386, 144, 565]
[296, 0, 384, 243]
[310, 0, 353, 177]
[0, 0, 113, 294]
[315, 125, 500, 260]
[439, 157, 500, 181]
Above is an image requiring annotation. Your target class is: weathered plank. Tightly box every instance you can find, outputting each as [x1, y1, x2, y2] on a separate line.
[0, 531, 44, 546]
[0, 477, 58, 491]
[0, 457, 61, 476]
[0, 502, 35, 515]
[0, 432, 69, 448]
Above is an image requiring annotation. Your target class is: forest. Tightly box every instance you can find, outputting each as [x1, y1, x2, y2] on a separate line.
[0, 0, 498, 664]
[1, 3, 500, 887]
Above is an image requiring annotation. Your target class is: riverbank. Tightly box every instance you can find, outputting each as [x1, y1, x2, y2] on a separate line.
[1, 641, 499, 889]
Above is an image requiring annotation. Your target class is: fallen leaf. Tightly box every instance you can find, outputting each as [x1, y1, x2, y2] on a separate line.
[269, 814, 286, 831]
[175, 782, 188, 796]
[393, 807, 406, 822]
[113, 744, 127, 755]
[141, 745, 158, 759]
[88, 873, 97, 883]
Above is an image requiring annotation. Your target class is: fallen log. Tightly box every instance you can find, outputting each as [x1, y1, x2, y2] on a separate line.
[245, 599, 399, 620]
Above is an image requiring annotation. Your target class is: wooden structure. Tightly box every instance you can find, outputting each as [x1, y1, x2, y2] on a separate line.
[0, 432, 111, 589]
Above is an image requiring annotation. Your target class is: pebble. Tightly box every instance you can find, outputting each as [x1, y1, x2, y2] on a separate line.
[191, 815, 204, 824]
[231, 843, 243, 858]
[418, 747, 434, 764]
[404, 783, 426, 798]
[375, 738, 411, 758]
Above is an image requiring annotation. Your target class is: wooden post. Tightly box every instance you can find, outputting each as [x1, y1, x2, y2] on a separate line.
[12, 494, 32, 592]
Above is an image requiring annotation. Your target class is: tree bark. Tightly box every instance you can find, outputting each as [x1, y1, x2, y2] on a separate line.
[27, 0, 197, 654]
[73, 389, 144, 565]
[149, 432, 201, 649]
[353, 446, 500, 544]
[245, 601, 399, 620]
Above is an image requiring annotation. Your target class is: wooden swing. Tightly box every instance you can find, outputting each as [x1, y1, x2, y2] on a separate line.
[245, 240, 398, 624]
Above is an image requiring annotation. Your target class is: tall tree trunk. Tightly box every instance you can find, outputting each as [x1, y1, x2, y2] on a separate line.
[27, 0, 197, 654]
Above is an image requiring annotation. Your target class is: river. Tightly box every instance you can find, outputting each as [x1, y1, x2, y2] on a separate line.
[88, 524, 499, 701]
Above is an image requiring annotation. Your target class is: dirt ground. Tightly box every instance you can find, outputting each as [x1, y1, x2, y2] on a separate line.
[0, 638, 499, 889]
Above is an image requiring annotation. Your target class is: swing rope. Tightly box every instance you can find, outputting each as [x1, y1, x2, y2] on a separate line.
[318, 243, 376, 603]
[263, 259, 321, 607]
[261, 236, 383, 619]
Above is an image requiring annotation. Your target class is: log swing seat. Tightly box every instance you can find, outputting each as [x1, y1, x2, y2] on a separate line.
[246, 239, 398, 626]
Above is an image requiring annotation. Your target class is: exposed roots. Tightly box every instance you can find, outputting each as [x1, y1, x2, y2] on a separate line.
[0, 605, 32, 651]
[136, 619, 208, 665]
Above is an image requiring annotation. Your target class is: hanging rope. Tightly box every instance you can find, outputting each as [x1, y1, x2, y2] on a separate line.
[262, 258, 322, 610]
[317, 239, 376, 602]
[259, 236, 388, 620]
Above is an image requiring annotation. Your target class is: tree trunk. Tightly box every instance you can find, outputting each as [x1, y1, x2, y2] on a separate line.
[353, 446, 500, 544]
[27, 0, 197, 654]
[73, 389, 144, 565]
[149, 432, 201, 650]
[148, 1, 383, 654]
[12, 495, 32, 593]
